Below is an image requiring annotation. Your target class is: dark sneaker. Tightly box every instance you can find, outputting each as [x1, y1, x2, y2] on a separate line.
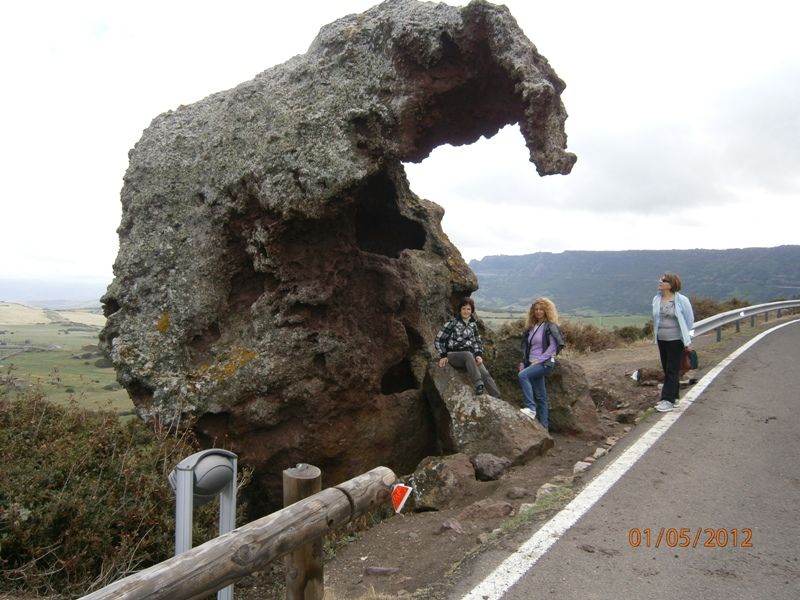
[475, 384, 485, 395]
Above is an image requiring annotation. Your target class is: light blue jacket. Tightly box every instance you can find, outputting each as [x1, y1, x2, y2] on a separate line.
[652, 292, 695, 346]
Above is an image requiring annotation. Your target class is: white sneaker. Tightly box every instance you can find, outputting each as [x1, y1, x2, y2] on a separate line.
[520, 407, 537, 420]
[655, 400, 674, 412]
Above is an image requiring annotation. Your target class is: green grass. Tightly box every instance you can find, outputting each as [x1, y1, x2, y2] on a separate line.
[568, 314, 650, 329]
[0, 322, 133, 413]
[480, 310, 649, 332]
[1, 307, 646, 413]
[479, 310, 525, 331]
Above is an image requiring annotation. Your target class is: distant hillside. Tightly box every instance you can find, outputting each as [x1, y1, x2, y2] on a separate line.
[470, 246, 800, 315]
[0, 278, 107, 309]
[0, 302, 105, 327]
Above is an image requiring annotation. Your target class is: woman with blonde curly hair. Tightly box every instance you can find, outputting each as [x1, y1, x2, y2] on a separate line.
[518, 297, 565, 429]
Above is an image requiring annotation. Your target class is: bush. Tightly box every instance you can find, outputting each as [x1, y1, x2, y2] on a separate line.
[690, 295, 750, 321]
[559, 320, 620, 353]
[613, 325, 646, 344]
[499, 318, 647, 354]
[0, 383, 229, 597]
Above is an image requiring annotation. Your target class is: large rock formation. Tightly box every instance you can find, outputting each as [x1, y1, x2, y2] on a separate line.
[100, 0, 575, 511]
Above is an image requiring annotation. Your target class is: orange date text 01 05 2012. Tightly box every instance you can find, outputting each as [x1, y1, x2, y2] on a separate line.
[627, 527, 753, 549]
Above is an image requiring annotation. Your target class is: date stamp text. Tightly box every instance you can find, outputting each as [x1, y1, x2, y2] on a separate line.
[628, 527, 753, 549]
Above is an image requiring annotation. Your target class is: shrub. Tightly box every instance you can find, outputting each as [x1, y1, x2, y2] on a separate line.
[690, 295, 750, 321]
[613, 325, 645, 344]
[559, 320, 620, 353]
[499, 317, 650, 353]
[497, 318, 525, 338]
[0, 383, 231, 597]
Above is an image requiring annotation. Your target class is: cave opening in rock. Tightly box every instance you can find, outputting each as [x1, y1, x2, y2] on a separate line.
[355, 172, 426, 258]
[380, 358, 417, 394]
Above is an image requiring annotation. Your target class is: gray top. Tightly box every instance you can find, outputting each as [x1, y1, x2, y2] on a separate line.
[657, 300, 682, 341]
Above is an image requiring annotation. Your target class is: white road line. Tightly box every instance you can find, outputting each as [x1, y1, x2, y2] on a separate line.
[460, 319, 800, 600]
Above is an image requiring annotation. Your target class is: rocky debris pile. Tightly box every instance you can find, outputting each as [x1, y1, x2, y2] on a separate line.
[100, 0, 575, 510]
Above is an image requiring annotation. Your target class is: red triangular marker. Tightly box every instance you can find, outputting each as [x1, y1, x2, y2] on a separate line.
[391, 483, 412, 513]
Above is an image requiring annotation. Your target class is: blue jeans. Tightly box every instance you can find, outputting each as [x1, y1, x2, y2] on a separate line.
[518, 360, 554, 428]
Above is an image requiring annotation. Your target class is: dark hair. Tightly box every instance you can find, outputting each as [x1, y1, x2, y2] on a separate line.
[455, 297, 476, 317]
[661, 272, 682, 292]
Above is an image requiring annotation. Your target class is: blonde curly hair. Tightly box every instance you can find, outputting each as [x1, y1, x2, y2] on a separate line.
[525, 296, 560, 328]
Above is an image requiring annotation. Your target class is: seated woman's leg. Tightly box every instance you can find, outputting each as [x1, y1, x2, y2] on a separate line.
[446, 351, 483, 389]
[479, 363, 502, 397]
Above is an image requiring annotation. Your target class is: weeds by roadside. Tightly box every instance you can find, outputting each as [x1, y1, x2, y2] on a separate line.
[0, 377, 242, 598]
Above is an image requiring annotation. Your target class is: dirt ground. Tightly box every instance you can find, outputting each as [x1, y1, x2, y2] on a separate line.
[227, 315, 797, 600]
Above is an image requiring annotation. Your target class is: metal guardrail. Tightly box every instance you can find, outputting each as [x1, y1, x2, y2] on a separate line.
[692, 300, 800, 341]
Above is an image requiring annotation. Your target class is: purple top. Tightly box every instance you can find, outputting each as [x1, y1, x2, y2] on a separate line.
[528, 324, 557, 363]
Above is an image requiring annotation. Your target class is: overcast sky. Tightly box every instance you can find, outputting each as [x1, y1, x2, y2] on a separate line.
[1, 0, 798, 290]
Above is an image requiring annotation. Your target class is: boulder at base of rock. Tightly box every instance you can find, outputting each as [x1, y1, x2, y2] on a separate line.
[546, 361, 604, 438]
[472, 453, 512, 481]
[408, 453, 477, 511]
[426, 364, 554, 462]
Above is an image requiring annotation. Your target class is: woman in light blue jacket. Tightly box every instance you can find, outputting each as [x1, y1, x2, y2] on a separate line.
[652, 272, 694, 412]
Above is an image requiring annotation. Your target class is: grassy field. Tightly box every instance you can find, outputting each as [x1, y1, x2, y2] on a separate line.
[0, 302, 133, 413]
[480, 310, 649, 332]
[1, 301, 647, 413]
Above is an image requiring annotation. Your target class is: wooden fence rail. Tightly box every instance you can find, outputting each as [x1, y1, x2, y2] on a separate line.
[79, 466, 396, 600]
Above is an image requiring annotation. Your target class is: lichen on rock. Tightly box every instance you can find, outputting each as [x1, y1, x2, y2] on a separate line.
[100, 0, 575, 511]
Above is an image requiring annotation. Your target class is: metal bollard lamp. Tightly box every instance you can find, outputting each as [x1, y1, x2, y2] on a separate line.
[168, 449, 237, 600]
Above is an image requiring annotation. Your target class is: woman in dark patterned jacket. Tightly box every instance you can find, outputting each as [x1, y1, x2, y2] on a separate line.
[434, 297, 500, 397]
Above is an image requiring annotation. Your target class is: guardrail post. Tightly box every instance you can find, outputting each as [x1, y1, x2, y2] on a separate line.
[284, 464, 323, 600]
[765, 311, 769, 322]
[715, 327, 722, 342]
[750, 315, 755, 328]
[778, 308, 783, 318]
[735, 320, 740, 333]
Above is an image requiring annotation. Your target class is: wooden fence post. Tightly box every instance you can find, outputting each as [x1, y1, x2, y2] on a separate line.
[284, 464, 323, 600]
[77, 466, 395, 600]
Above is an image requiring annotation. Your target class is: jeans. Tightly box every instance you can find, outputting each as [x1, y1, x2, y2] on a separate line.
[518, 360, 555, 428]
[446, 351, 501, 397]
[657, 338, 684, 403]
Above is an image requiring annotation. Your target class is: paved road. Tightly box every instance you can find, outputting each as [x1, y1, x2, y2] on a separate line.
[453, 320, 800, 599]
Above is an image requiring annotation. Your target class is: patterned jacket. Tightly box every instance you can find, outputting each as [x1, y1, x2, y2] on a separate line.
[434, 317, 485, 358]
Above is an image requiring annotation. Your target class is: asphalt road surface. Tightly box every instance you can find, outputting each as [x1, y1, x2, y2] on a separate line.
[453, 319, 800, 600]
